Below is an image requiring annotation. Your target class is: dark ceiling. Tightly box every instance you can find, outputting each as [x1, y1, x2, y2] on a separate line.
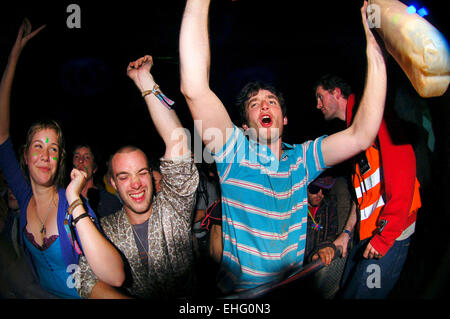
[0, 0, 448, 164]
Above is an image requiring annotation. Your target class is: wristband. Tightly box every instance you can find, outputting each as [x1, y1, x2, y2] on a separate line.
[72, 212, 94, 227]
[142, 84, 175, 110]
[68, 198, 83, 215]
[343, 229, 352, 239]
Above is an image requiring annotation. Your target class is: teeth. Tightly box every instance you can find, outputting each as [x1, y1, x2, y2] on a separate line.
[130, 191, 144, 199]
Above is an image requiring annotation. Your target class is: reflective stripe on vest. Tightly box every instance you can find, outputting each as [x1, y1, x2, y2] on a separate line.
[353, 145, 385, 240]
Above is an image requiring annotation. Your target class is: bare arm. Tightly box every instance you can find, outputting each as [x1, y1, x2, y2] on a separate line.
[321, 1, 387, 166]
[89, 281, 132, 299]
[127, 55, 189, 159]
[66, 169, 125, 287]
[333, 202, 357, 258]
[179, 0, 233, 153]
[0, 19, 45, 144]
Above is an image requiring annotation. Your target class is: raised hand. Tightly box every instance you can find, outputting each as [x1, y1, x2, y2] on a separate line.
[11, 18, 46, 58]
[66, 168, 88, 204]
[361, 1, 383, 59]
[126, 55, 155, 92]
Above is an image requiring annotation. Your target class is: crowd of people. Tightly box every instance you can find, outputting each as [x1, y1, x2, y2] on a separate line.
[0, 0, 424, 300]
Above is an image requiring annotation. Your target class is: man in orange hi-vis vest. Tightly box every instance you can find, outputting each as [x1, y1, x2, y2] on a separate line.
[314, 74, 421, 298]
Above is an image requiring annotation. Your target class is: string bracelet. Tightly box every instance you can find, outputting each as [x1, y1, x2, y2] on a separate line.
[142, 84, 175, 110]
[72, 212, 95, 227]
[68, 198, 83, 215]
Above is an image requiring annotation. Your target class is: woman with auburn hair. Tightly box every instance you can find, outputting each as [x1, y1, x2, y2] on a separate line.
[0, 19, 124, 298]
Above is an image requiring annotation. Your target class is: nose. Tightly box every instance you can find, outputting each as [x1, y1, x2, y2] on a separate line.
[41, 149, 50, 161]
[261, 100, 269, 110]
[130, 175, 142, 189]
[316, 98, 323, 110]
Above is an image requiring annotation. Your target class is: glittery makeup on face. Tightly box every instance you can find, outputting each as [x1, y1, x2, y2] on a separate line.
[45, 137, 49, 144]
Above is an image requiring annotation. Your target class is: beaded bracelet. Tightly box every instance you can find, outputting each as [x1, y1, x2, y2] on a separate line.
[142, 84, 175, 110]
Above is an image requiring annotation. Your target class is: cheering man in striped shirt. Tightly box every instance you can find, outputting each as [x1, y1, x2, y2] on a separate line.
[180, 0, 386, 294]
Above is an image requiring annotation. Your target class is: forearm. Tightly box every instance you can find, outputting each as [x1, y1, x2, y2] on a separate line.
[343, 202, 357, 233]
[321, 4, 387, 167]
[140, 76, 189, 159]
[0, 55, 20, 143]
[349, 49, 387, 150]
[90, 281, 131, 299]
[70, 204, 124, 287]
[179, 0, 211, 98]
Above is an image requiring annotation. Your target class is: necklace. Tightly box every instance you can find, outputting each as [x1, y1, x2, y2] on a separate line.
[307, 206, 323, 231]
[131, 222, 150, 259]
[35, 193, 56, 236]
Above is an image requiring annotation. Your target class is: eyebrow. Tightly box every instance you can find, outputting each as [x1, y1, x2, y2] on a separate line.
[115, 167, 150, 178]
[246, 93, 278, 106]
[31, 139, 59, 147]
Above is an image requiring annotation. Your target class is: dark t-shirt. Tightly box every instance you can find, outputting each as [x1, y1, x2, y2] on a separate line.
[131, 219, 149, 269]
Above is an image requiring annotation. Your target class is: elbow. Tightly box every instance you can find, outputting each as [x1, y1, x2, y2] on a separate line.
[106, 271, 125, 288]
[180, 81, 209, 102]
[359, 136, 375, 153]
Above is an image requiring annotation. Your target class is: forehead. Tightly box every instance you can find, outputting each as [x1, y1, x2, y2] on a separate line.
[249, 89, 277, 99]
[246, 89, 278, 105]
[112, 150, 149, 174]
[31, 128, 58, 143]
[74, 146, 93, 156]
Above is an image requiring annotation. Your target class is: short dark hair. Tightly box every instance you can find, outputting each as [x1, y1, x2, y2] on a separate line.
[314, 74, 353, 99]
[107, 145, 150, 181]
[236, 81, 287, 126]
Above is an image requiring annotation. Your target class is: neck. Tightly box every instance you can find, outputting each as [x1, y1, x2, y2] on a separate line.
[337, 98, 348, 122]
[126, 205, 153, 225]
[30, 182, 58, 203]
[264, 137, 283, 160]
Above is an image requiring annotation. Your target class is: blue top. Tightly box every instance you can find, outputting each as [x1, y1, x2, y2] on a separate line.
[212, 126, 328, 293]
[0, 137, 98, 298]
[23, 235, 80, 298]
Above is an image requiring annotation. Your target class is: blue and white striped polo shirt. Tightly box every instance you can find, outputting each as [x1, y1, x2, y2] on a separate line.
[213, 125, 328, 293]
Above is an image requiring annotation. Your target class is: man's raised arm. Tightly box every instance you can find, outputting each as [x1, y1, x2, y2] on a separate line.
[321, 1, 387, 166]
[179, 0, 234, 153]
[127, 55, 188, 159]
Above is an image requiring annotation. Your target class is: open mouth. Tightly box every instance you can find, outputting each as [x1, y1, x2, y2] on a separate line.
[260, 114, 273, 127]
[129, 190, 145, 202]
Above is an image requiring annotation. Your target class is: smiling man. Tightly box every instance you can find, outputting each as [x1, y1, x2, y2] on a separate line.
[180, 0, 387, 293]
[74, 55, 198, 299]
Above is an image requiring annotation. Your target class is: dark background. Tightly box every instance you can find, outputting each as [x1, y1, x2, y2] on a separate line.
[0, 0, 448, 299]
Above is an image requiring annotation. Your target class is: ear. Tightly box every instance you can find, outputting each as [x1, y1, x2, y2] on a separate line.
[333, 87, 342, 99]
[110, 176, 118, 191]
[24, 150, 29, 165]
[283, 116, 288, 126]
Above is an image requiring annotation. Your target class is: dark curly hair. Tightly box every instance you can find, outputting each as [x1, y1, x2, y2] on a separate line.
[235, 81, 287, 126]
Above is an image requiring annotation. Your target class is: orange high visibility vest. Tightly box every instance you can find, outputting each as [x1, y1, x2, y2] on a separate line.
[353, 144, 385, 240]
[353, 144, 422, 240]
